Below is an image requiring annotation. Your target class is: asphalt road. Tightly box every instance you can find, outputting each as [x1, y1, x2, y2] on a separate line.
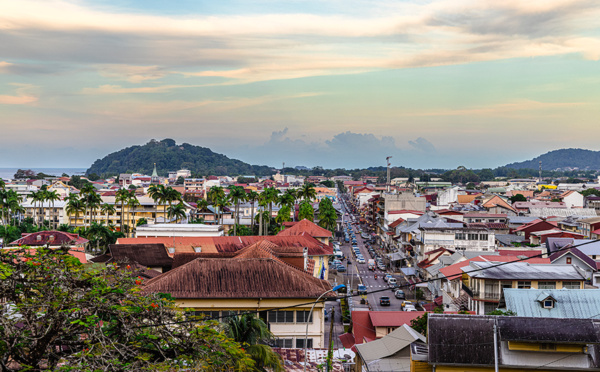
[336, 198, 414, 312]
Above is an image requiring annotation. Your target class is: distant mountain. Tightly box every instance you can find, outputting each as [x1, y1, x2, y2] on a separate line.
[505, 148, 600, 170]
[86, 139, 273, 177]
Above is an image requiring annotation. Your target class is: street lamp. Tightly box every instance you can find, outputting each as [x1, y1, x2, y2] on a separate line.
[303, 284, 346, 372]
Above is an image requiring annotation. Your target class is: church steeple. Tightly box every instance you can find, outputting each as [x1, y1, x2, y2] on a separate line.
[151, 163, 159, 184]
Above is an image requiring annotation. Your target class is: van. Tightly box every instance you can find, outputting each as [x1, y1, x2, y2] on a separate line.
[368, 259, 376, 271]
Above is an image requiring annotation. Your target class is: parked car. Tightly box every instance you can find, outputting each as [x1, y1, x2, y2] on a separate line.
[356, 256, 366, 264]
[385, 274, 393, 282]
[388, 278, 398, 288]
[404, 305, 418, 312]
[401, 300, 415, 309]
[337, 265, 347, 272]
[394, 290, 406, 300]
[379, 296, 391, 306]
[357, 284, 367, 295]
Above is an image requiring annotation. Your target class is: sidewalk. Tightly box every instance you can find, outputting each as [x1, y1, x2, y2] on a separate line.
[323, 299, 346, 350]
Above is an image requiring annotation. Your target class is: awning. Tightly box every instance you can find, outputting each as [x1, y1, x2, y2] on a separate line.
[415, 282, 428, 288]
[387, 252, 406, 261]
[401, 267, 416, 276]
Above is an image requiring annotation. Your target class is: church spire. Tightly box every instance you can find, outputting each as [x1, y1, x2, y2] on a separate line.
[151, 163, 159, 184]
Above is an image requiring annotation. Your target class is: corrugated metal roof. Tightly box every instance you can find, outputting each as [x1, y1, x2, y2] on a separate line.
[504, 289, 600, 319]
[528, 208, 598, 218]
[464, 261, 584, 280]
[354, 324, 424, 364]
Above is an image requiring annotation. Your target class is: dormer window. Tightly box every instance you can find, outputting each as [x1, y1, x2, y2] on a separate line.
[566, 257, 572, 264]
[543, 299, 554, 309]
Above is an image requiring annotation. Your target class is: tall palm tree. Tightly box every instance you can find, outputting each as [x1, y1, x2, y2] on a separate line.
[101, 203, 116, 227]
[86, 192, 102, 226]
[164, 187, 182, 223]
[224, 314, 283, 372]
[167, 202, 187, 224]
[0, 189, 8, 226]
[148, 184, 167, 223]
[317, 198, 337, 232]
[262, 187, 279, 236]
[257, 193, 268, 236]
[30, 190, 45, 228]
[126, 194, 140, 237]
[246, 190, 259, 231]
[80, 183, 96, 227]
[45, 190, 61, 229]
[298, 183, 317, 203]
[228, 186, 247, 236]
[214, 196, 231, 226]
[283, 188, 298, 221]
[115, 188, 130, 233]
[65, 196, 84, 228]
[207, 186, 225, 224]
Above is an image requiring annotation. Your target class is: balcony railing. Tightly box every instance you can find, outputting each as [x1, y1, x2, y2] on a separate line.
[462, 283, 473, 298]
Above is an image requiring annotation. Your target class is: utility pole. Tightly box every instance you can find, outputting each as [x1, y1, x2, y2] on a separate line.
[386, 156, 392, 192]
[326, 307, 335, 372]
[539, 161, 542, 183]
[493, 321, 499, 372]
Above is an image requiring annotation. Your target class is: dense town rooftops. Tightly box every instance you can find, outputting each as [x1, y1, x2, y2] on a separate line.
[463, 261, 584, 281]
[277, 219, 333, 238]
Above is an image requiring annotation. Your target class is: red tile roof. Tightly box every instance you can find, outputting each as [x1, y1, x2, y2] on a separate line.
[277, 219, 333, 239]
[339, 333, 356, 349]
[388, 218, 405, 229]
[10, 231, 88, 247]
[387, 210, 424, 215]
[368, 311, 425, 327]
[497, 249, 542, 257]
[117, 234, 333, 257]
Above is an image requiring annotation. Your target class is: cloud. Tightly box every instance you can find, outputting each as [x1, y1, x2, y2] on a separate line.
[408, 137, 437, 153]
[0, 83, 38, 105]
[99, 65, 169, 83]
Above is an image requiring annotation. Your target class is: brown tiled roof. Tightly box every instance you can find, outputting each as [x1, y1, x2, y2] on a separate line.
[277, 219, 333, 239]
[482, 195, 516, 213]
[457, 194, 478, 204]
[108, 244, 173, 268]
[117, 235, 333, 257]
[143, 256, 333, 299]
[10, 231, 88, 247]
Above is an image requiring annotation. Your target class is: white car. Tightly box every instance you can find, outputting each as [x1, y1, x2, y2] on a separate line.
[404, 305, 418, 312]
[356, 257, 366, 264]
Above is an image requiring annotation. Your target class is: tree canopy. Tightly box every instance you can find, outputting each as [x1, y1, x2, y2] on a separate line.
[0, 247, 254, 371]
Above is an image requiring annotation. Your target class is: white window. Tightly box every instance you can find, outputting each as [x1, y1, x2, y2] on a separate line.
[543, 300, 554, 309]
[480, 234, 488, 241]
[563, 281, 581, 289]
[538, 282, 556, 289]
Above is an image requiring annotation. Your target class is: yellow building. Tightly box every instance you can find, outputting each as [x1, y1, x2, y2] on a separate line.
[143, 241, 335, 348]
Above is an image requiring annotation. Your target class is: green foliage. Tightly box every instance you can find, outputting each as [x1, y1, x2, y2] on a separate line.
[441, 166, 480, 184]
[582, 188, 600, 197]
[0, 247, 254, 371]
[505, 148, 600, 170]
[228, 224, 253, 236]
[87, 173, 101, 181]
[86, 139, 273, 177]
[317, 198, 337, 232]
[416, 288, 424, 300]
[175, 176, 184, 185]
[319, 180, 335, 188]
[298, 201, 314, 222]
[68, 175, 92, 190]
[487, 309, 516, 316]
[510, 193, 528, 203]
[410, 313, 428, 335]
[136, 218, 148, 226]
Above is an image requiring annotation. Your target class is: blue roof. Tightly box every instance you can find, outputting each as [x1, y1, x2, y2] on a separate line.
[504, 289, 600, 319]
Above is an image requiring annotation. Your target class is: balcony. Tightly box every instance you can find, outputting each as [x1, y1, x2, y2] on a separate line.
[462, 283, 473, 298]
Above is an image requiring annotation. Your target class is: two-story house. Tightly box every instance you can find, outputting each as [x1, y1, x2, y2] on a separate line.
[461, 261, 585, 314]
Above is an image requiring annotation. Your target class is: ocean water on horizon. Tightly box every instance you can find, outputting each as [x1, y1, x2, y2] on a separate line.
[0, 168, 87, 180]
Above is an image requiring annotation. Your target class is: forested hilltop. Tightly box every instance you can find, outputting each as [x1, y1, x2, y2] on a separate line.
[505, 148, 600, 170]
[86, 139, 273, 177]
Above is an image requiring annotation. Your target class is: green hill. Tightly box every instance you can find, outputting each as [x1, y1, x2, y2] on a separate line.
[86, 139, 273, 177]
[505, 148, 600, 170]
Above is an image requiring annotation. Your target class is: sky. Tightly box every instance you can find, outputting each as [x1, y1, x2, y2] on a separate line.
[1, 0, 600, 170]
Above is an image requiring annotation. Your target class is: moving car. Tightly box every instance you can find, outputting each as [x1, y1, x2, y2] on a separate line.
[379, 296, 391, 306]
[356, 256, 366, 264]
[336, 265, 347, 272]
[394, 290, 406, 300]
[388, 278, 398, 288]
[368, 259, 376, 271]
[357, 284, 367, 295]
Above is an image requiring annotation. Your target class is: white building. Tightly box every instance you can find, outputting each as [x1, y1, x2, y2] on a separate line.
[135, 223, 224, 238]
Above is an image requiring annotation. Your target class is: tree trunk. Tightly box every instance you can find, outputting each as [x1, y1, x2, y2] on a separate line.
[258, 206, 263, 237]
[251, 202, 255, 231]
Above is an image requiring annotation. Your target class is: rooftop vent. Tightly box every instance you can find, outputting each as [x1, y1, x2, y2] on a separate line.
[36, 235, 42, 242]
[194, 247, 202, 253]
[168, 247, 175, 254]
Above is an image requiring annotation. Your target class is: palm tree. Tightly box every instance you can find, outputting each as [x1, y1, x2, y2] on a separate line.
[224, 314, 283, 372]
[164, 187, 182, 223]
[148, 184, 167, 223]
[228, 186, 247, 236]
[246, 190, 259, 231]
[283, 188, 297, 221]
[115, 188, 130, 233]
[317, 198, 337, 232]
[101, 203, 116, 227]
[298, 183, 317, 203]
[214, 196, 231, 226]
[207, 186, 225, 224]
[45, 190, 61, 229]
[80, 183, 96, 227]
[65, 196, 84, 228]
[167, 202, 187, 224]
[257, 193, 268, 236]
[30, 190, 45, 228]
[86, 192, 102, 226]
[126, 194, 140, 237]
[262, 187, 279, 236]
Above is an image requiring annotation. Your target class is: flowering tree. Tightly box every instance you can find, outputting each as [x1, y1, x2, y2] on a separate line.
[0, 247, 254, 371]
